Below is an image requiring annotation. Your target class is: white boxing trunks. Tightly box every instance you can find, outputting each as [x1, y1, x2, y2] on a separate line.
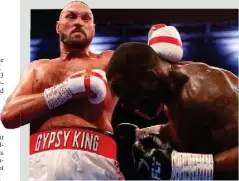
[29, 127, 124, 180]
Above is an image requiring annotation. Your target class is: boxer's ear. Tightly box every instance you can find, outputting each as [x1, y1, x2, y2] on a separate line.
[56, 21, 60, 34]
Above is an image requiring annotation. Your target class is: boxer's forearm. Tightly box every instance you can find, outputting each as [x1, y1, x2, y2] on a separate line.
[1, 90, 96, 129]
[136, 125, 163, 140]
[1, 91, 95, 129]
[136, 123, 173, 142]
[214, 146, 238, 177]
[1, 93, 48, 128]
[159, 123, 172, 141]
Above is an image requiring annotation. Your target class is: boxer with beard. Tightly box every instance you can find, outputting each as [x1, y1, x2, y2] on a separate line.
[1, 1, 124, 180]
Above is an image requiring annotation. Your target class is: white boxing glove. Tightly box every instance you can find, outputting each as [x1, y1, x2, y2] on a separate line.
[44, 69, 108, 110]
[148, 24, 183, 62]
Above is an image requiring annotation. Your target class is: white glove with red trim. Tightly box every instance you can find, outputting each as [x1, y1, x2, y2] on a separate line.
[44, 69, 108, 110]
[148, 24, 183, 62]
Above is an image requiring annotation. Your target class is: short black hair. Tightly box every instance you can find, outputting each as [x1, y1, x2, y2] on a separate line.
[106, 42, 159, 81]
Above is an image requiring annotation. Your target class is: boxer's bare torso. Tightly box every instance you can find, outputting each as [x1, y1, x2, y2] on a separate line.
[32, 51, 118, 134]
[1, 51, 118, 134]
[164, 62, 238, 154]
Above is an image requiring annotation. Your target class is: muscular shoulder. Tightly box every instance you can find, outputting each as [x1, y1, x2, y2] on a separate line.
[183, 65, 234, 108]
[100, 50, 114, 57]
[99, 50, 114, 63]
[21, 59, 53, 81]
[25, 59, 50, 71]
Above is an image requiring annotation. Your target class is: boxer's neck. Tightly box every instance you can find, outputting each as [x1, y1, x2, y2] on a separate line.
[154, 60, 175, 101]
[60, 44, 93, 60]
[155, 60, 172, 87]
[162, 63, 189, 101]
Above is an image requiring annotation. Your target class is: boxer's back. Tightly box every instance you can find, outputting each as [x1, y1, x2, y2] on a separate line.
[166, 63, 238, 154]
[30, 52, 118, 134]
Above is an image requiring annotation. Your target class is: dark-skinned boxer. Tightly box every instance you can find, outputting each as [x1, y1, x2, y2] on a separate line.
[109, 24, 238, 180]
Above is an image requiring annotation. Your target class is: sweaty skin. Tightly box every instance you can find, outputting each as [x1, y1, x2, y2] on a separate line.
[158, 62, 238, 179]
[0, 2, 118, 134]
[165, 63, 238, 152]
[108, 47, 238, 179]
[1, 53, 118, 133]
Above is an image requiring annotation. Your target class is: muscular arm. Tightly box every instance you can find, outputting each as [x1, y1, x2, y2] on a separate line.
[189, 67, 239, 178]
[1, 93, 49, 129]
[209, 71, 238, 177]
[0, 61, 47, 128]
[1, 61, 95, 129]
[214, 146, 238, 178]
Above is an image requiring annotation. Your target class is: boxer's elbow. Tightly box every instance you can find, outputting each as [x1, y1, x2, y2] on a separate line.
[1, 107, 21, 129]
[214, 146, 238, 175]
